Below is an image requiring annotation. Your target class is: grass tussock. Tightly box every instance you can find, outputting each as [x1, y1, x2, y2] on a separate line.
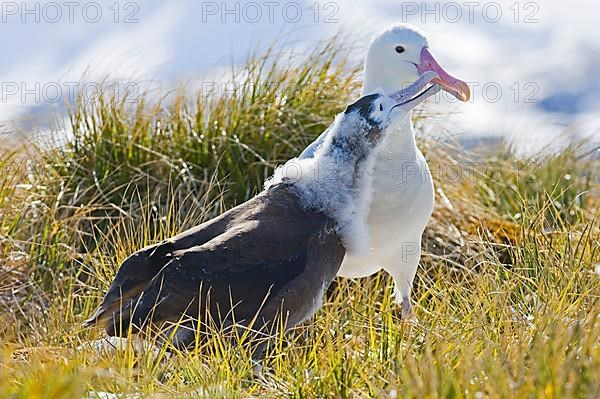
[0, 40, 599, 398]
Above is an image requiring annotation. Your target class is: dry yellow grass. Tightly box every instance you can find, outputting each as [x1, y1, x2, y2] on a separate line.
[0, 41, 598, 398]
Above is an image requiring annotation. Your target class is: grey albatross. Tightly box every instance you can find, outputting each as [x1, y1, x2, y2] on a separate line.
[83, 72, 441, 361]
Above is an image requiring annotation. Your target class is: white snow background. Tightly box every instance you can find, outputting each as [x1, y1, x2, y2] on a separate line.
[0, 0, 598, 153]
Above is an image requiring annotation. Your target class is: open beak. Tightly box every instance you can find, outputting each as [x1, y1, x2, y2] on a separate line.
[417, 47, 470, 102]
[389, 71, 441, 110]
[390, 71, 439, 103]
[392, 85, 441, 111]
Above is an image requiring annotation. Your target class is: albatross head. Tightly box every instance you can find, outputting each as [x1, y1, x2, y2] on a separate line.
[297, 24, 470, 160]
[335, 71, 442, 157]
[362, 23, 470, 102]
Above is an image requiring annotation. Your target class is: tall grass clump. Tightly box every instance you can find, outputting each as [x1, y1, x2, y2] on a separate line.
[59, 41, 358, 213]
[0, 38, 598, 397]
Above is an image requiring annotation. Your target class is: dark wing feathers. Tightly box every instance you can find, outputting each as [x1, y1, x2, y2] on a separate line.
[86, 183, 337, 334]
[127, 224, 312, 330]
[83, 197, 236, 327]
[82, 242, 172, 326]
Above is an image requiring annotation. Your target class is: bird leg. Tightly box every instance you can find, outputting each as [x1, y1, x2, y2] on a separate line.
[400, 296, 414, 320]
[392, 283, 414, 320]
[385, 242, 421, 321]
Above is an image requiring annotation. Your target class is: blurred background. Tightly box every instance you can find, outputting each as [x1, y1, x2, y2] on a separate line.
[0, 0, 598, 153]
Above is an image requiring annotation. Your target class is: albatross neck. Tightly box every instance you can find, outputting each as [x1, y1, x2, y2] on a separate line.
[360, 80, 419, 156]
[383, 114, 419, 156]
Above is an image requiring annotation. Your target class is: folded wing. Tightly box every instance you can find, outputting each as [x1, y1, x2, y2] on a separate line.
[85, 183, 345, 338]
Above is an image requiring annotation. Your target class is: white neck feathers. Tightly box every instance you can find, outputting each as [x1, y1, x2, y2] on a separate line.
[264, 113, 377, 253]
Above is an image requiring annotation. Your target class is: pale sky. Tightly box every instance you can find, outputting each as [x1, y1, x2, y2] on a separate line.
[0, 0, 598, 152]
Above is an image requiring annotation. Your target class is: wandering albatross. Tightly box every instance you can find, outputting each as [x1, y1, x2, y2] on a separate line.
[300, 24, 470, 318]
[83, 73, 442, 360]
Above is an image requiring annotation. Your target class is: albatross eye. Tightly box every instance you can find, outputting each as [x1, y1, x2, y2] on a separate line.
[379, 103, 384, 111]
[395, 45, 405, 54]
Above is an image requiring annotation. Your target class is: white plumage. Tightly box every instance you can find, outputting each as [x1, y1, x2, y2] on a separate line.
[300, 24, 470, 318]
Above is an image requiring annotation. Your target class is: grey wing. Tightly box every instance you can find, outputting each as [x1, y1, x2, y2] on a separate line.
[123, 243, 309, 332]
[82, 242, 175, 327]
[83, 205, 236, 327]
[108, 184, 345, 335]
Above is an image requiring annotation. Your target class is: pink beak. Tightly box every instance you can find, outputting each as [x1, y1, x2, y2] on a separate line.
[417, 47, 470, 102]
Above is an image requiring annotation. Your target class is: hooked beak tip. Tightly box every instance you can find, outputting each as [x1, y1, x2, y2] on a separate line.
[438, 79, 470, 102]
[418, 47, 470, 102]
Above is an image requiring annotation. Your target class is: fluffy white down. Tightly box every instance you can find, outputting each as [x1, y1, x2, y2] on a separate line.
[264, 112, 381, 254]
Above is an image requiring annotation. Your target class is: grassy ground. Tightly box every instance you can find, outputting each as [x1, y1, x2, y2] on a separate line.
[0, 42, 598, 398]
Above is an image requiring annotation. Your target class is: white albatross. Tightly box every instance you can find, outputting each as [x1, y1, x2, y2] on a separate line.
[300, 24, 470, 318]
